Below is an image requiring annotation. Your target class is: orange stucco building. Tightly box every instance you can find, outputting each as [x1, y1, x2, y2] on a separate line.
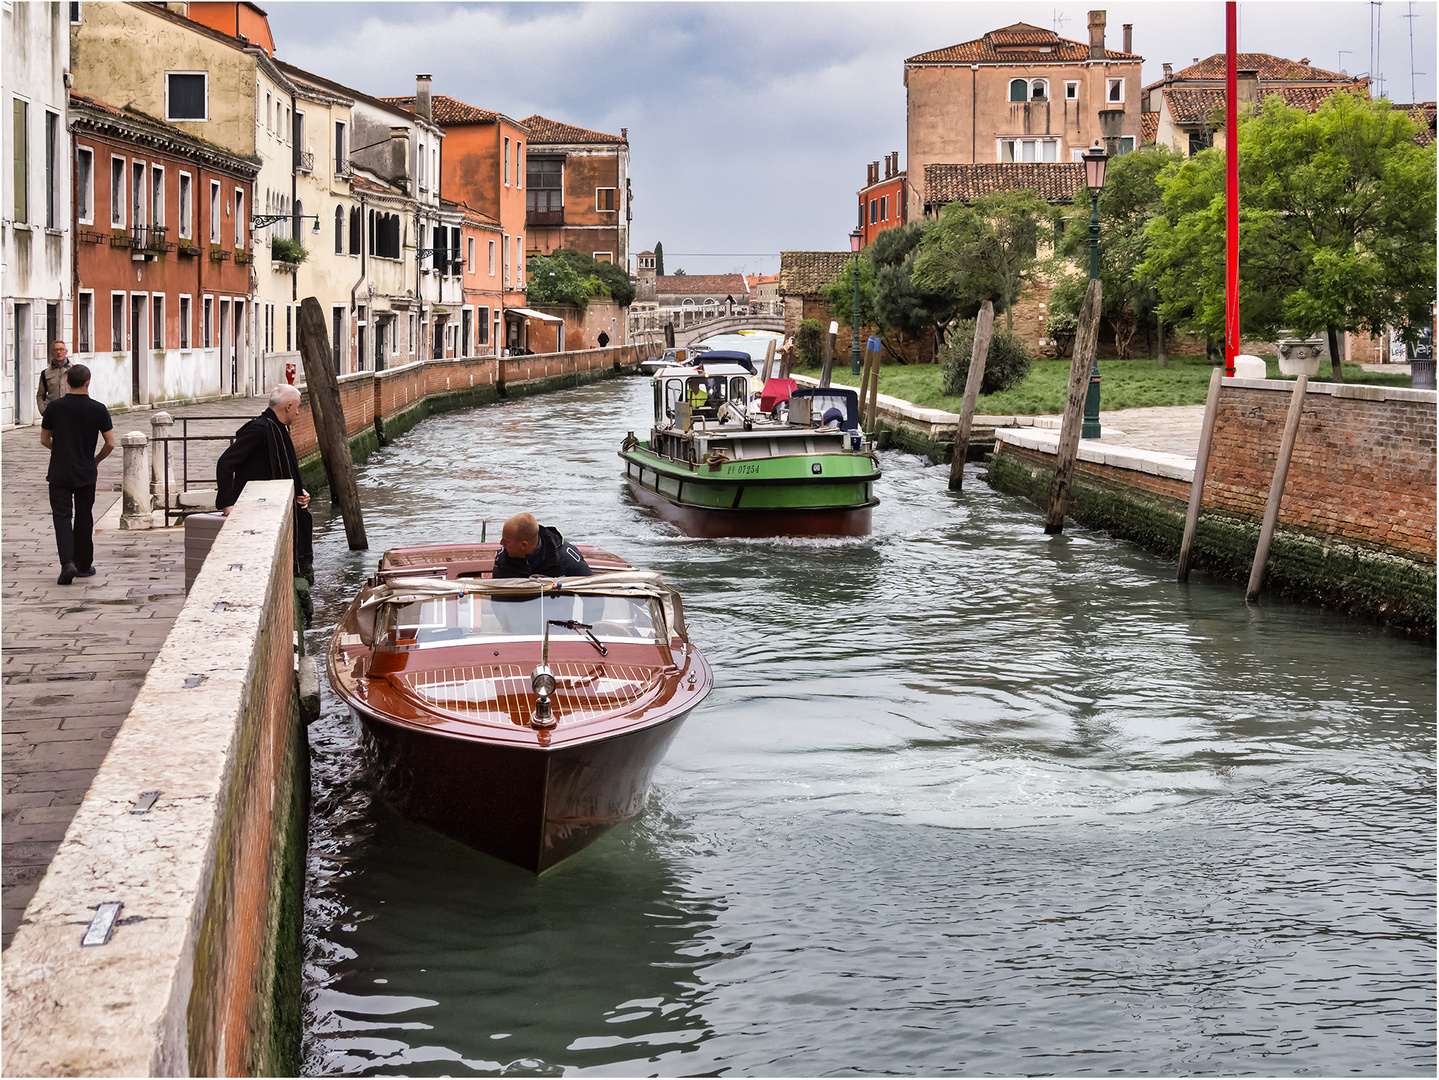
[856, 151, 907, 249]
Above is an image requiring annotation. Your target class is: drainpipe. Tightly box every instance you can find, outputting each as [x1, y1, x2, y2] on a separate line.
[350, 193, 368, 373]
[971, 64, 978, 162]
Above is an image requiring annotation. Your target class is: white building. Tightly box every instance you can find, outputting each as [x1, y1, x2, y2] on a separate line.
[2, 0, 71, 426]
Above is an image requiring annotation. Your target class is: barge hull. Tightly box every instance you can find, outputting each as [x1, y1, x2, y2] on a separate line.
[626, 477, 873, 537]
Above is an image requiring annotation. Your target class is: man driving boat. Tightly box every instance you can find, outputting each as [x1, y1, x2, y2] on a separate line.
[492, 513, 592, 578]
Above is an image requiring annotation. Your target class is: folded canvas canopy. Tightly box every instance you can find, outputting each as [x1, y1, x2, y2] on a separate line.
[505, 307, 565, 323]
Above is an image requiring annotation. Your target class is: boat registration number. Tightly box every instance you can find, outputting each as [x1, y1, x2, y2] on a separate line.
[729, 463, 762, 475]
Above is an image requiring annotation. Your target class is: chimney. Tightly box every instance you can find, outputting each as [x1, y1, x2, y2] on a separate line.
[620, 127, 627, 140]
[1163, 62, 1173, 84]
[1123, 23, 1132, 53]
[1237, 69, 1260, 107]
[1088, 10, 1106, 60]
[892, 151, 900, 176]
[415, 74, 432, 121]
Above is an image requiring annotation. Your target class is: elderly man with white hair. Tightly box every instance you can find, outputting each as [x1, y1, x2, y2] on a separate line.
[215, 384, 313, 576]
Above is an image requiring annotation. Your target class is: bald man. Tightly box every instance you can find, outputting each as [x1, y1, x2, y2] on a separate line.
[215, 384, 313, 576]
[492, 513, 592, 579]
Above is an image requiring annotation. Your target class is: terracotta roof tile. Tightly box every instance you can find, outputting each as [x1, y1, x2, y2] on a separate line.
[378, 94, 502, 126]
[654, 274, 749, 296]
[1174, 53, 1353, 81]
[924, 162, 1085, 205]
[522, 115, 625, 144]
[1394, 101, 1437, 147]
[779, 252, 855, 295]
[908, 22, 1138, 65]
[1163, 82, 1367, 124]
[1141, 111, 1159, 143]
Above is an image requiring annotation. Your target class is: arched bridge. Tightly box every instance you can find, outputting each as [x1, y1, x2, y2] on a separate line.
[672, 313, 784, 347]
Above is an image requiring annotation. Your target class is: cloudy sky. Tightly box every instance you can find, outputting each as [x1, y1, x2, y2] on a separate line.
[267, 1, 1437, 276]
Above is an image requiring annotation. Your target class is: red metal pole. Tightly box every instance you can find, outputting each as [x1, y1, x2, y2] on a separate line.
[1225, 0, 1239, 376]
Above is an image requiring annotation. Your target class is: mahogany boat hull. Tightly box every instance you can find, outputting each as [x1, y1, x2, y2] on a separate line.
[625, 477, 873, 538]
[354, 706, 691, 872]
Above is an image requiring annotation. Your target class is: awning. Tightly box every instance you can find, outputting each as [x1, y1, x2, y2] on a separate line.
[504, 306, 565, 323]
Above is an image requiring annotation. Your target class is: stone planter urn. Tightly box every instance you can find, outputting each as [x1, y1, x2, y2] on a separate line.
[1275, 336, 1327, 377]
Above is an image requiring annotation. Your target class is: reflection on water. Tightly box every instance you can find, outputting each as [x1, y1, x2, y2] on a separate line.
[304, 378, 1435, 1076]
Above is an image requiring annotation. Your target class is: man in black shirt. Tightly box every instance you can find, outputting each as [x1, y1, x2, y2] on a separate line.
[492, 513, 592, 578]
[40, 364, 114, 584]
[215, 385, 312, 578]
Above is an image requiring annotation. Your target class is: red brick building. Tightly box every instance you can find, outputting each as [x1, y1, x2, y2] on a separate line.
[69, 92, 255, 408]
[521, 116, 630, 268]
[857, 152, 908, 249]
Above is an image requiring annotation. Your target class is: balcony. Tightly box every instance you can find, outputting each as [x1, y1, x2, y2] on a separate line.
[526, 209, 564, 227]
[296, 150, 314, 173]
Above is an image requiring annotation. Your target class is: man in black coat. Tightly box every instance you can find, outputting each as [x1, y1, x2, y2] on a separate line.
[492, 513, 592, 578]
[41, 364, 114, 584]
[216, 385, 313, 577]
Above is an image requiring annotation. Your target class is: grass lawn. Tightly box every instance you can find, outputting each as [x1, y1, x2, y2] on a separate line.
[820, 355, 1414, 416]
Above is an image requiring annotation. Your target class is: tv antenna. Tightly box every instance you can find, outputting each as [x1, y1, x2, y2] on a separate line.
[1403, 2, 1424, 102]
[1371, 1, 1384, 97]
[1338, 48, 1353, 74]
[1052, 8, 1070, 34]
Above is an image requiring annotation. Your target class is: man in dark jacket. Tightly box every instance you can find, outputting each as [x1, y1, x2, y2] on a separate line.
[492, 513, 592, 578]
[36, 340, 72, 421]
[215, 385, 312, 576]
[41, 364, 114, 584]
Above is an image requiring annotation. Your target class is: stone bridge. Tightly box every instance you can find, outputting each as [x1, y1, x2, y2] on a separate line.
[632, 313, 785, 349]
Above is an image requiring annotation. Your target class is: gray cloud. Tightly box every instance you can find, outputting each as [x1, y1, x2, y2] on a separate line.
[267, 1, 1437, 276]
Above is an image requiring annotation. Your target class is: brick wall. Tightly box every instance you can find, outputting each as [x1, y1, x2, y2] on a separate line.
[1204, 382, 1436, 562]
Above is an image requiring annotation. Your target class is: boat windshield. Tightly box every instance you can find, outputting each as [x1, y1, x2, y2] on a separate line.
[378, 591, 663, 649]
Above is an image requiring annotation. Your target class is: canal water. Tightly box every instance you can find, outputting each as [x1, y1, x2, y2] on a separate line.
[302, 377, 1435, 1076]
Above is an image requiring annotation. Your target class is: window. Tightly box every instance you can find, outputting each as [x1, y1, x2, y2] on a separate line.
[110, 155, 124, 226]
[76, 147, 93, 224]
[265, 92, 272, 132]
[461, 308, 471, 357]
[515, 142, 522, 187]
[1188, 130, 1214, 155]
[77, 292, 92, 352]
[69, 2, 81, 22]
[331, 307, 344, 372]
[367, 210, 400, 259]
[467, 236, 475, 273]
[1065, 81, 1079, 100]
[234, 187, 244, 247]
[335, 206, 345, 253]
[527, 157, 562, 216]
[11, 98, 27, 223]
[131, 161, 145, 229]
[152, 295, 164, 349]
[477, 305, 490, 346]
[111, 294, 125, 350]
[166, 72, 208, 121]
[45, 111, 58, 227]
[334, 121, 347, 174]
[1115, 136, 1136, 156]
[178, 172, 192, 238]
[596, 187, 616, 212]
[286, 304, 293, 350]
[999, 138, 1059, 162]
[502, 233, 509, 285]
[179, 295, 191, 348]
[593, 251, 613, 264]
[880, 195, 888, 221]
[1107, 78, 1125, 103]
[202, 296, 213, 348]
[1030, 79, 1048, 101]
[418, 141, 426, 191]
[503, 137, 510, 186]
[285, 106, 291, 144]
[869, 198, 877, 224]
[515, 235, 522, 284]
[348, 205, 361, 254]
[294, 111, 304, 158]
[209, 180, 220, 243]
[146, 165, 163, 231]
[1009, 79, 1028, 103]
[488, 239, 495, 276]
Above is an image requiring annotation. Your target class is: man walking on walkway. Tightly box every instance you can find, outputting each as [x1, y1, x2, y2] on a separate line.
[215, 385, 313, 577]
[40, 363, 114, 584]
[35, 340, 71, 421]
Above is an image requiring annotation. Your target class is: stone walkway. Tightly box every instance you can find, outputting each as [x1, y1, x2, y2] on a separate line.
[1, 397, 263, 948]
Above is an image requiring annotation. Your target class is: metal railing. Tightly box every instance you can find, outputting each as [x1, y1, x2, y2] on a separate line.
[296, 150, 314, 172]
[150, 416, 241, 527]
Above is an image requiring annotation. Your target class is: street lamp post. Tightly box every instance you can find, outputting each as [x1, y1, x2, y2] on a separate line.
[1081, 140, 1109, 439]
[849, 228, 864, 376]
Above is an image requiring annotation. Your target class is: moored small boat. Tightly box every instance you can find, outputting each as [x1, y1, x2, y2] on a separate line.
[619, 352, 881, 537]
[327, 543, 712, 872]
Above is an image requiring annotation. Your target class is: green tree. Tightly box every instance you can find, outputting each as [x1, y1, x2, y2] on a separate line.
[1144, 92, 1436, 381]
[1057, 145, 1175, 359]
[653, 241, 664, 276]
[912, 190, 1053, 333]
[526, 252, 594, 310]
[819, 253, 878, 337]
[795, 319, 824, 368]
[527, 248, 636, 309]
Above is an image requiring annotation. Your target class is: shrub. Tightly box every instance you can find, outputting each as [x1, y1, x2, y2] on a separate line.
[1044, 276, 1087, 358]
[270, 236, 308, 264]
[795, 319, 824, 369]
[940, 319, 1032, 396]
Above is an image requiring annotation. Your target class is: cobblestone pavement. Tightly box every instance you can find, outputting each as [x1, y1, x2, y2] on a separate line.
[1095, 405, 1207, 458]
[1, 396, 263, 948]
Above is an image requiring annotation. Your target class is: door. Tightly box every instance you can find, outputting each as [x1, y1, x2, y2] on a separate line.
[374, 317, 386, 372]
[231, 299, 244, 394]
[131, 299, 143, 403]
[218, 299, 231, 394]
[12, 303, 30, 425]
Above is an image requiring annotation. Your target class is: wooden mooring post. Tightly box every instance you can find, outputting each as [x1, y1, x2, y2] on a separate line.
[949, 300, 995, 491]
[1044, 279, 1103, 535]
[819, 320, 837, 388]
[1246, 374, 1308, 602]
[760, 338, 777, 384]
[1177, 366, 1224, 581]
[297, 296, 368, 550]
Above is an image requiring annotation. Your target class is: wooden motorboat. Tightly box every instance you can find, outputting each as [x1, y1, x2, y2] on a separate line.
[619, 353, 881, 537]
[327, 542, 712, 873]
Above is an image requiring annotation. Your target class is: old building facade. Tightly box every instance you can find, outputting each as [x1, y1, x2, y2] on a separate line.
[904, 12, 1143, 220]
[856, 151, 907, 249]
[522, 116, 630, 268]
[2, 0, 71, 426]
